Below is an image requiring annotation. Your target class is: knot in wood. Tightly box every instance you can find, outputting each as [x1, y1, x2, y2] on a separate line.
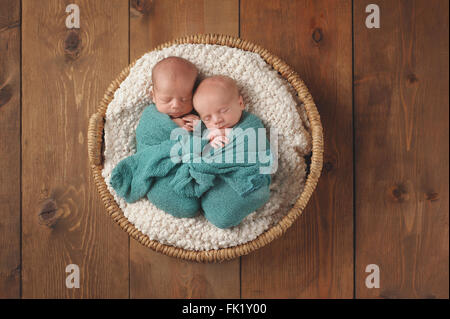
[131, 0, 152, 15]
[38, 198, 59, 228]
[312, 28, 323, 43]
[0, 84, 12, 108]
[407, 73, 419, 84]
[323, 161, 333, 172]
[425, 192, 439, 202]
[389, 183, 410, 203]
[64, 30, 81, 59]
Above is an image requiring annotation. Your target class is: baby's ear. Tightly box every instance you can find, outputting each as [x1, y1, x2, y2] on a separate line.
[150, 88, 154, 100]
[239, 95, 245, 109]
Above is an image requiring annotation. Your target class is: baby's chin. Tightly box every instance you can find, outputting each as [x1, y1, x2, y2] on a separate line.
[169, 111, 189, 118]
[164, 108, 194, 118]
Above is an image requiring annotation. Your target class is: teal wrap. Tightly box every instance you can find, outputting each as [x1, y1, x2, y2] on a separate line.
[110, 103, 273, 228]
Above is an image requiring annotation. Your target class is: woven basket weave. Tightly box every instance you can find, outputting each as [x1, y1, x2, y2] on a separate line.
[87, 34, 324, 263]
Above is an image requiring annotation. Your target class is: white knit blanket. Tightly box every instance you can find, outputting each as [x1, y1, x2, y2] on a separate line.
[102, 44, 312, 251]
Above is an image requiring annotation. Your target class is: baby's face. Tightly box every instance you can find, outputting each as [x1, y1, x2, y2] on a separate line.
[193, 85, 244, 129]
[151, 73, 195, 118]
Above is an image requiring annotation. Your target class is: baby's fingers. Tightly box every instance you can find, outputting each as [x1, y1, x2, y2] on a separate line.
[183, 114, 200, 120]
[210, 139, 221, 149]
[211, 137, 227, 149]
[216, 136, 229, 145]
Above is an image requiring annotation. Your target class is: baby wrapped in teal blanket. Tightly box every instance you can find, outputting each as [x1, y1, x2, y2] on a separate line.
[110, 71, 273, 229]
[110, 103, 273, 228]
[110, 104, 202, 216]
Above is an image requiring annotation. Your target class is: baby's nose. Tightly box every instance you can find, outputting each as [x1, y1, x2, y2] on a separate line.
[213, 115, 223, 123]
[172, 99, 182, 109]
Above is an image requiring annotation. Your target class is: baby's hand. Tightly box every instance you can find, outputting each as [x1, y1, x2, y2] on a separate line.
[172, 117, 185, 129]
[181, 114, 200, 131]
[210, 135, 230, 149]
[207, 128, 231, 149]
[171, 115, 199, 131]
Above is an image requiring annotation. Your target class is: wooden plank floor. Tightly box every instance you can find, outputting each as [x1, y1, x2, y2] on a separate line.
[21, 0, 129, 298]
[241, 0, 354, 298]
[354, 0, 449, 298]
[0, 0, 447, 299]
[0, 0, 20, 299]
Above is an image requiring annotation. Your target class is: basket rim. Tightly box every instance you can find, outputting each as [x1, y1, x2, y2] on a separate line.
[87, 33, 324, 263]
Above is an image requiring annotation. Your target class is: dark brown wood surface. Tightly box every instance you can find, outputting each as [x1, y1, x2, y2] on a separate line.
[354, 0, 449, 298]
[0, 0, 447, 299]
[129, 0, 240, 299]
[240, 0, 354, 298]
[21, 0, 129, 298]
[0, 0, 21, 299]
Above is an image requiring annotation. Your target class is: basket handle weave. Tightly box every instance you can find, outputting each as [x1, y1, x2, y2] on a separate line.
[88, 112, 104, 167]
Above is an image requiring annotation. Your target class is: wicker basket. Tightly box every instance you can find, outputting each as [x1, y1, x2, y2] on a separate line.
[87, 34, 324, 263]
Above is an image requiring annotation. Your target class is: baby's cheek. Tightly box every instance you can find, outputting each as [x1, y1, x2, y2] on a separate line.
[184, 103, 194, 112]
[154, 102, 164, 111]
[232, 110, 243, 124]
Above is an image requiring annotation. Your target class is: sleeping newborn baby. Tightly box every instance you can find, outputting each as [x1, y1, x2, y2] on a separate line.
[192, 75, 272, 229]
[110, 56, 202, 216]
[193, 75, 244, 149]
[150, 56, 200, 131]
[143, 56, 202, 216]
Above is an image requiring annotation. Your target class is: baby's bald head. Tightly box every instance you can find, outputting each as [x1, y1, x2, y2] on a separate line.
[151, 56, 198, 91]
[150, 56, 198, 117]
[194, 75, 240, 101]
[193, 75, 245, 129]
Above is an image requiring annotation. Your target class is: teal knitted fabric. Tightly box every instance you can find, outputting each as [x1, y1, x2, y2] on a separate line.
[110, 104, 181, 203]
[202, 177, 270, 229]
[110, 103, 273, 228]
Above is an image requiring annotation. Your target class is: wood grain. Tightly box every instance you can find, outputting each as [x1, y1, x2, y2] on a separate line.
[240, 0, 354, 298]
[129, 0, 240, 298]
[0, 0, 21, 298]
[130, 0, 239, 59]
[354, 0, 449, 298]
[21, 0, 129, 298]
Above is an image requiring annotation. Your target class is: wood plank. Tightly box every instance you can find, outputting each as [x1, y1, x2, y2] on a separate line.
[129, 0, 240, 298]
[130, 0, 239, 59]
[22, 0, 129, 298]
[241, 0, 354, 298]
[354, 0, 449, 298]
[0, 0, 21, 299]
